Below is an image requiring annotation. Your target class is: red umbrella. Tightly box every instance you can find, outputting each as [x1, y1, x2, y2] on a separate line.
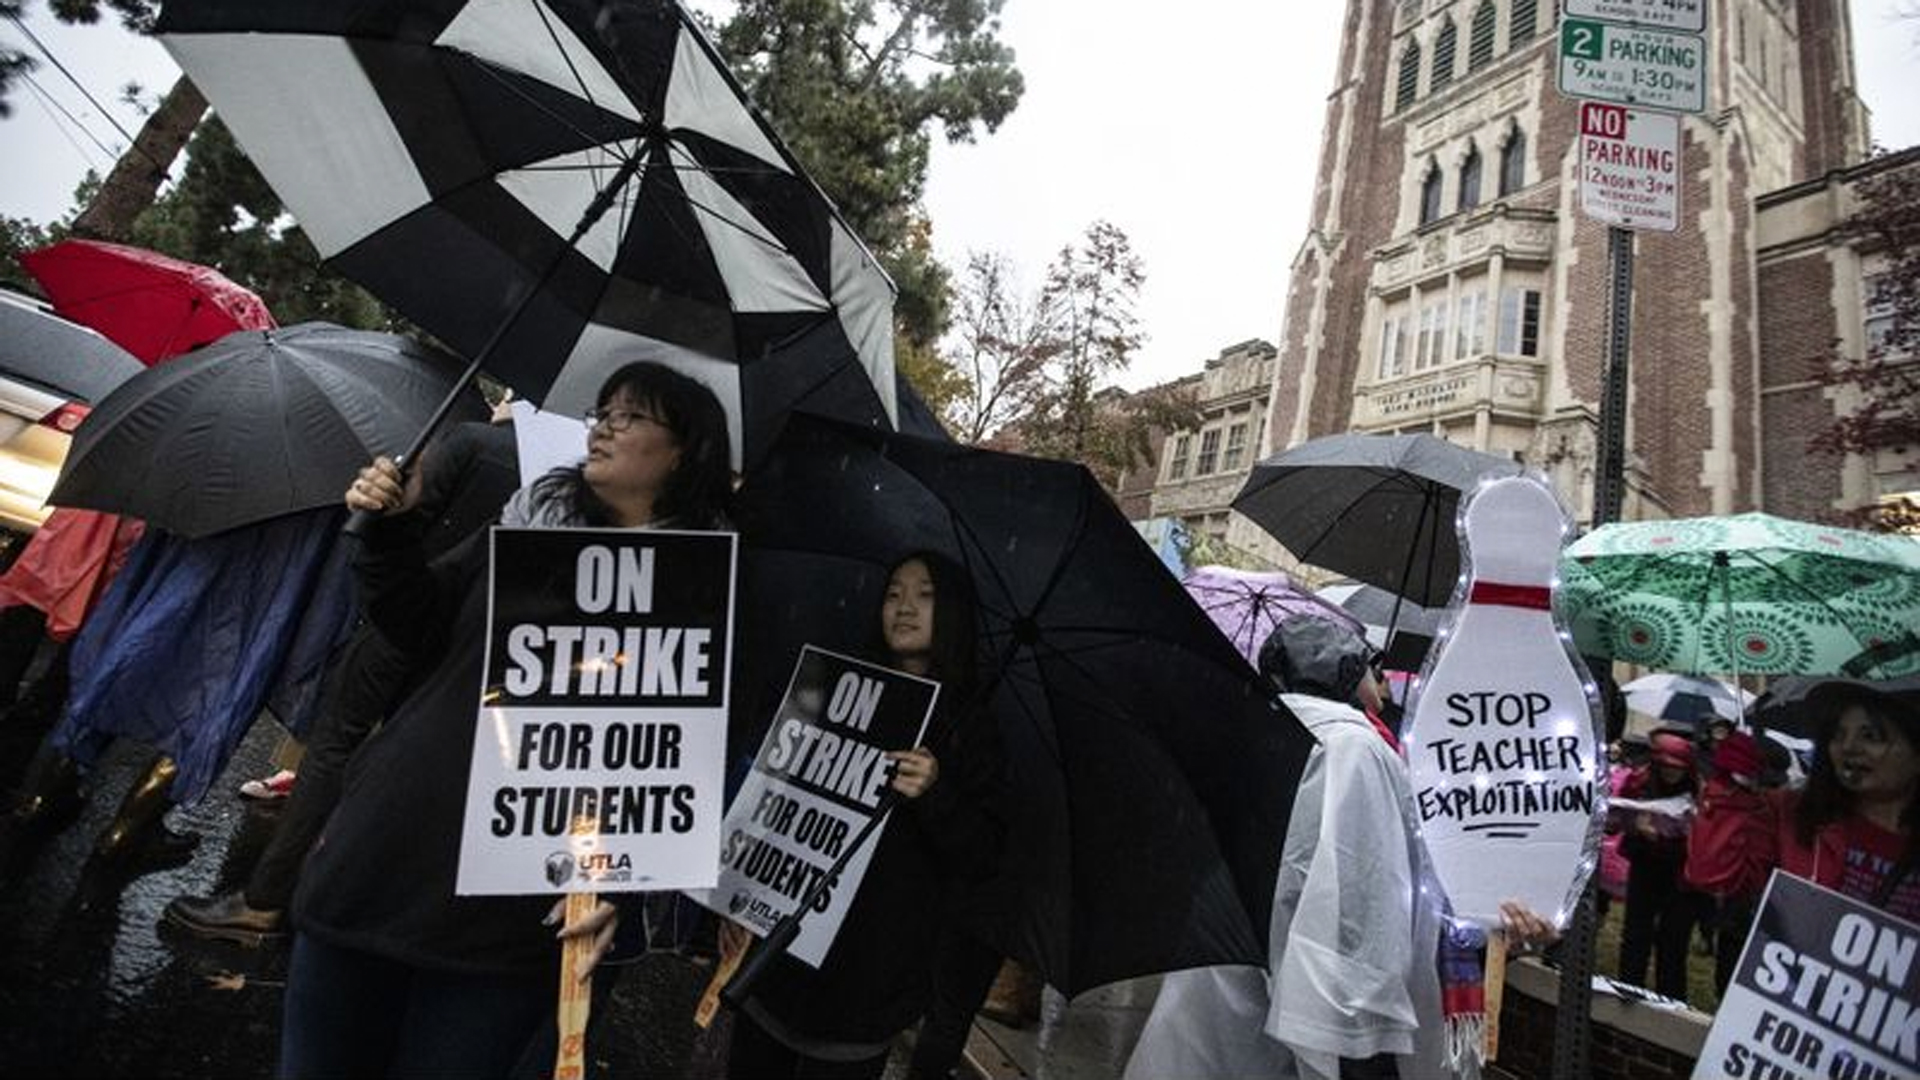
[20, 240, 276, 365]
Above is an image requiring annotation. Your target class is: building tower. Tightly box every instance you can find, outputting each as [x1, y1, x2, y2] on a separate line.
[1263, 0, 1873, 525]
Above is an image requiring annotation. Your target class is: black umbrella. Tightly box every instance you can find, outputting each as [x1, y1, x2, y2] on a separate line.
[729, 415, 1314, 997]
[0, 289, 147, 405]
[1747, 674, 1920, 740]
[49, 323, 484, 538]
[1233, 432, 1523, 608]
[1315, 579, 1445, 670]
[155, 0, 900, 470]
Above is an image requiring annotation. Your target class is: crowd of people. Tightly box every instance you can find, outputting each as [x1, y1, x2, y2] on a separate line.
[1597, 681, 1920, 1009]
[0, 357, 1916, 1079]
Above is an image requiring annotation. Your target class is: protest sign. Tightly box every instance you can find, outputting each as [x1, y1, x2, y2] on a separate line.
[1694, 872, 1920, 1080]
[1404, 475, 1606, 926]
[697, 646, 940, 967]
[456, 527, 737, 895]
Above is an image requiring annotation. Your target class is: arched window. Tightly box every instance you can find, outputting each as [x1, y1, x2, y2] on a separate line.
[1469, 1, 1497, 71]
[1510, 0, 1538, 46]
[1396, 41, 1422, 111]
[1498, 127, 1527, 196]
[1432, 20, 1458, 90]
[1420, 161, 1445, 225]
[1458, 144, 1483, 211]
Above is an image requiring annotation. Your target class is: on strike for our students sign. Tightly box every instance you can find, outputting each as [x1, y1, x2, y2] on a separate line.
[1694, 872, 1920, 1080]
[696, 646, 940, 967]
[456, 527, 738, 896]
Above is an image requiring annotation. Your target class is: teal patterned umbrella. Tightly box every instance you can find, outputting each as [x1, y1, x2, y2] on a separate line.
[1558, 513, 1920, 678]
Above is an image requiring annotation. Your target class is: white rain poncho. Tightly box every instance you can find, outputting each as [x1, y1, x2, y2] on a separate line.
[1124, 693, 1462, 1080]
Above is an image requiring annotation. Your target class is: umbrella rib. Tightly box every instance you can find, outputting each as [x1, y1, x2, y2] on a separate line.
[450, 43, 643, 188]
[1742, 550, 1901, 657]
[661, 145, 805, 261]
[528, 1, 617, 123]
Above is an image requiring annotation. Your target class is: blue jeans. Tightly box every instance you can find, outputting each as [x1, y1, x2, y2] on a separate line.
[281, 933, 551, 1079]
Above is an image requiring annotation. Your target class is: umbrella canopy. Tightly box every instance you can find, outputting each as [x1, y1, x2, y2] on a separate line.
[1621, 673, 1753, 727]
[20, 239, 277, 364]
[1313, 578, 1446, 670]
[1182, 565, 1364, 665]
[733, 415, 1315, 996]
[0, 289, 147, 406]
[1232, 432, 1523, 607]
[1747, 674, 1920, 739]
[49, 322, 485, 538]
[155, 0, 898, 468]
[1560, 513, 1920, 679]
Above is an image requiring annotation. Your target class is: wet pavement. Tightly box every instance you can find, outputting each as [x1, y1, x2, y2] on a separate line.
[969, 979, 1160, 1079]
[0, 709, 928, 1079]
[0, 716, 726, 1078]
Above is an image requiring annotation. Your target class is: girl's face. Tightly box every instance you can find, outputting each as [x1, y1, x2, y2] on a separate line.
[881, 559, 936, 663]
[583, 389, 682, 511]
[1830, 704, 1920, 804]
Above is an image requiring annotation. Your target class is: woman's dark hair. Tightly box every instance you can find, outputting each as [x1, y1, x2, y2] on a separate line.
[530, 361, 732, 527]
[876, 550, 979, 702]
[1797, 689, 1920, 855]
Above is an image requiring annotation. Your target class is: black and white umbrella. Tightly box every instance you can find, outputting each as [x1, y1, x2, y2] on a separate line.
[1621, 672, 1753, 728]
[155, 0, 898, 467]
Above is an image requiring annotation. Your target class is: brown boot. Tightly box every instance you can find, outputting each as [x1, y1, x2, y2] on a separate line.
[979, 959, 1043, 1028]
[94, 755, 193, 860]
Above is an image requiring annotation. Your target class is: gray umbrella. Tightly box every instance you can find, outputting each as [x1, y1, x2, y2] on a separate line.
[0, 290, 147, 405]
[1232, 432, 1523, 608]
[49, 323, 484, 538]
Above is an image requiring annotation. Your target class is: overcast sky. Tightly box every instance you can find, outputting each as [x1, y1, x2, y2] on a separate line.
[3, 3, 1916, 390]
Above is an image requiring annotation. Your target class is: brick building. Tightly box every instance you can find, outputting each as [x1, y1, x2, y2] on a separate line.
[1147, 339, 1278, 558]
[1258, 0, 1904, 528]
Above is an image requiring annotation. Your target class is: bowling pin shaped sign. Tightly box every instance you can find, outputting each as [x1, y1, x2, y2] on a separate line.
[1403, 475, 1605, 928]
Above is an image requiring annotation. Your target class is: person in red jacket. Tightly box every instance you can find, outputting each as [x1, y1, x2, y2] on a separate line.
[1614, 730, 1709, 1000]
[1687, 677, 1920, 942]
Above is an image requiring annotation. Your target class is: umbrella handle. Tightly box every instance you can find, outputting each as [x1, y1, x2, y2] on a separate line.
[719, 788, 901, 1008]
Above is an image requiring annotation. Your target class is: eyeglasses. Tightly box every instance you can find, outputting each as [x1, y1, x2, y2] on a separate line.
[583, 408, 667, 434]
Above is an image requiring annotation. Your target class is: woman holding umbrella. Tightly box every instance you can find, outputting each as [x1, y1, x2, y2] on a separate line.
[1688, 677, 1920, 923]
[726, 550, 1007, 1080]
[280, 361, 733, 1078]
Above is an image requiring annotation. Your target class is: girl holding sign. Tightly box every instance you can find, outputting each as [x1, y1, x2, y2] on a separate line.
[726, 551, 1008, 1080]
[279, 362, 732, 1079]
[1689, 677, 1920, 924]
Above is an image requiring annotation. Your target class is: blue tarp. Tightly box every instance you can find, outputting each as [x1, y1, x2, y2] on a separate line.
[53, 507, 358, 803]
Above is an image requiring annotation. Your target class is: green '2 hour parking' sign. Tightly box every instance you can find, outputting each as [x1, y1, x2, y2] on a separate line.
[1557, 18, 1706, 115]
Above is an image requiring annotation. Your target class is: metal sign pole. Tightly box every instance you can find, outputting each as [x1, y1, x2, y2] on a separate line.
[1592, 224, 1634, 526]
[1553, 222, 1633, 1080]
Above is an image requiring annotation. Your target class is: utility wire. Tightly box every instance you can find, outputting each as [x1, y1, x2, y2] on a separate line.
[20, 67, 113, 166]
[4, 11, 166, 175]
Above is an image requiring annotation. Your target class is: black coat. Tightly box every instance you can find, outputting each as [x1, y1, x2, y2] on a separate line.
[745, 699, 1007, 1045]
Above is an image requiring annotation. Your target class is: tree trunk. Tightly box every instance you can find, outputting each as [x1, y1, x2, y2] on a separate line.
[70, 74, 206, 242]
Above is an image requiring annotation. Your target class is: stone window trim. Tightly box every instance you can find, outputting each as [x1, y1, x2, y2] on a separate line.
[1419, 158, 1445, 226]
[1196, 428, 1222, 476]
[1468, 0, 1497, 72]
[1432, 18, 1458, 91]
[1223, 423, 1250, 472]
[1396, 39, 1423, 113]
[1458, 142, 1484, 211]
[1498, 124, 1527, 197]
[1166, 434, 1192, 482]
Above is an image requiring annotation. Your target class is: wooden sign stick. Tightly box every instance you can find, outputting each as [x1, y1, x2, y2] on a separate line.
[1483, 929, 1509, 1062]
[694, 922, 751, 1030]
[553, 890, 598, 1080]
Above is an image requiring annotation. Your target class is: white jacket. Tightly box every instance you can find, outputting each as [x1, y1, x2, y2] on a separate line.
[1124, 694, 1461, 1080]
